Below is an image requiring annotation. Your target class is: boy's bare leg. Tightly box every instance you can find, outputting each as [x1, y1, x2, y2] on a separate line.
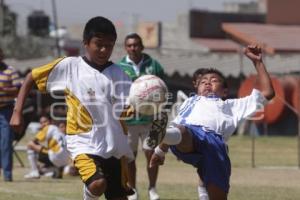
[206, 183, 227, 200]
[174, 125, 194, 153]
[127, 152, 137, 189]
[145, 150, 159, 188]
[84, 179, 106, 200]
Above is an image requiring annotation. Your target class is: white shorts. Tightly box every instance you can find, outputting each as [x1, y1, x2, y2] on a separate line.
[48, 149, 70, 167]
[127, 124, 152, 152]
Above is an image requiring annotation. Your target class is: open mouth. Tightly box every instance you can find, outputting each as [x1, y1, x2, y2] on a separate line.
[204, 87, 212, 92]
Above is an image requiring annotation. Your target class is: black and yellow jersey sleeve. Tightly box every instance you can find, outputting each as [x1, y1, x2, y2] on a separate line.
[31, 57, 65, 92]
[35, 125, 49, 143]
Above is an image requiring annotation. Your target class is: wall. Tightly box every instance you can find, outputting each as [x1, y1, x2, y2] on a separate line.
[267, 0, 300, 25]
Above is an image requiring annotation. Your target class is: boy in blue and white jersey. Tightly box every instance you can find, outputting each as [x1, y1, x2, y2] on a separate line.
[150, 45, 275, 200]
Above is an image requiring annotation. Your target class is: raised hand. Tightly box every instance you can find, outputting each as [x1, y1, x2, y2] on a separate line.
[243, 44, 263, 63]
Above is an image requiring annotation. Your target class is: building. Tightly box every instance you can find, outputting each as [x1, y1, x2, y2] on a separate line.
[0, 1, 17, 36]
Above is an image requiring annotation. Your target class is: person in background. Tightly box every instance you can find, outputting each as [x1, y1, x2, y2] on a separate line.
[118, 33, 165, 200]
[0, 48, 22, 182]
[24, 114, 69, 179]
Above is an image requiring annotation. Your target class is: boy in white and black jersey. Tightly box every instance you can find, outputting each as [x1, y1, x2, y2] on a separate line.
[11, 16, 134, 200]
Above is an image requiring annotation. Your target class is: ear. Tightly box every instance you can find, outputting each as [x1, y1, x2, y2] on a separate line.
[83, 39, 89, 47]
[192, 80, 198, 89]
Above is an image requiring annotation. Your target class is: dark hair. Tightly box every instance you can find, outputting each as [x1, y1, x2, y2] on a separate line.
[83, 16, 117, 43]
[200, 68, 228, 89]
[39, 113, 52, 121]
[192, 68, 207, 83]
[124, 33, 144, 48]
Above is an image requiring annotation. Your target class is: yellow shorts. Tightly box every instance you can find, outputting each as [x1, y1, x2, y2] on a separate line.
[74, 154, 132, 199]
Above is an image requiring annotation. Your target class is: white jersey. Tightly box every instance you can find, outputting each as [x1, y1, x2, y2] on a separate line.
[172, 89, 267, 141]
[32, 57, 134, 161]
[35, 124, 69, 167]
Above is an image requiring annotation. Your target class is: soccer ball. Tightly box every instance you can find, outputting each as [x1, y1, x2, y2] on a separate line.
[129, 75, 168, 116]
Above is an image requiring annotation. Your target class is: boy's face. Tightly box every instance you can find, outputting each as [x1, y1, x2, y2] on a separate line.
[198, 73, 225, 97]
[193, 74, 202, 90]
[125, 38, 143, 60]
[84, 35, 115, 66]
[58, 123, 66, 133]
[40, 117, 50, 129]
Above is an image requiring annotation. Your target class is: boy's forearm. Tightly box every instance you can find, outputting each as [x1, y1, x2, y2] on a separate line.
[254, 61, 275, 100]
[159, 143, 169, 152]
[13, 73, 35, 113]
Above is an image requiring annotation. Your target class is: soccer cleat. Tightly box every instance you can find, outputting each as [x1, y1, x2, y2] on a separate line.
[144, 112, 168, 149]
[127, 188, 139, 200]
[148, 187, 160, 200]
[24, 170, 40, 179]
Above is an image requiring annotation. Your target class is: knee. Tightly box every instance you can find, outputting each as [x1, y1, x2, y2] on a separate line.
[175, 125, 188, 137]
[173, 126, 194, 152]
[88, 178, 107, 196]
[162, 126, 183, 145]
[27, 142, 34, 150]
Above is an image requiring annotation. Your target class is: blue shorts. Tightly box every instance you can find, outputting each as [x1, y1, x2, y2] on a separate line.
[170, 125, 231, 193]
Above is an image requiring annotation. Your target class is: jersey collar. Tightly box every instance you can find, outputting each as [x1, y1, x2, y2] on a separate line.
[82, 56, 113, 73]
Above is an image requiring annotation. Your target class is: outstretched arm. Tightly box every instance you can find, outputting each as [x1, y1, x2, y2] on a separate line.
[244, 44, 275, 100]
[10, 72, 35, 133]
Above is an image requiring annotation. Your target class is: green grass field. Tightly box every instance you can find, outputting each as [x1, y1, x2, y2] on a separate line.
[1, 136, 300, 200]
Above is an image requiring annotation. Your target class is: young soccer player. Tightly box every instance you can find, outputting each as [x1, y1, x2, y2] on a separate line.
[24, 114, 69, 179]
[192, 68, 229, 200]
[192, 68, 210, 200]
[150, 45, 275, 200]
[10, 16, 134, 200]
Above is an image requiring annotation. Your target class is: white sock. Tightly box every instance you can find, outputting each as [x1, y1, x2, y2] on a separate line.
[83, 184, 99, 200]
[27, 149, 39, 172]
[162, 127, 182, 145]
[198, 186, 209, 200]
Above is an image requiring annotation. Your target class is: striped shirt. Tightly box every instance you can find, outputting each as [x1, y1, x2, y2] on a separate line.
[0, 62, 22, 108]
